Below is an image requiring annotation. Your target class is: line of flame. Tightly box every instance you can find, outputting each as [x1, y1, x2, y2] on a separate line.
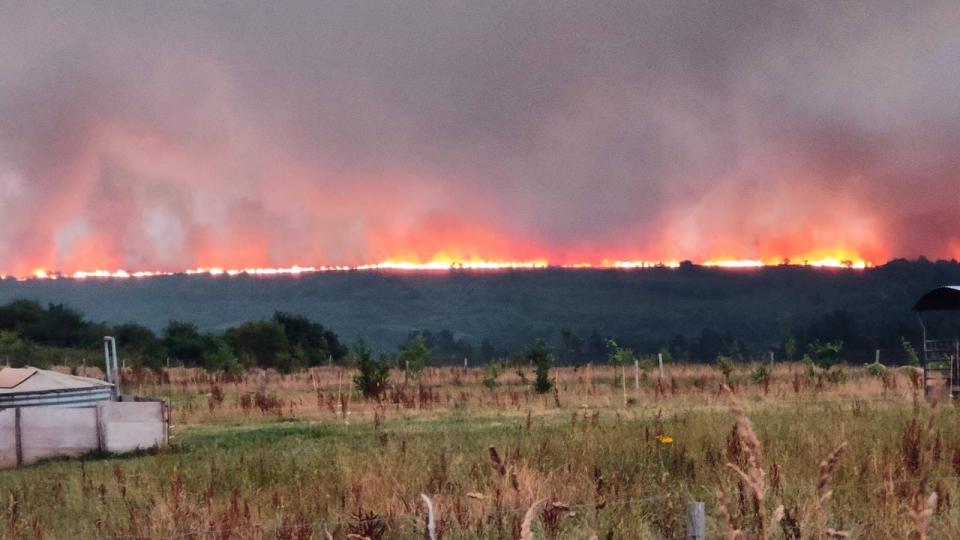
[11, 256, 873, 281]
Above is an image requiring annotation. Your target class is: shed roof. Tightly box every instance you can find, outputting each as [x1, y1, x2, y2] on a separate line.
[913, 286, 960, 311]
[0, 367, 112, 395]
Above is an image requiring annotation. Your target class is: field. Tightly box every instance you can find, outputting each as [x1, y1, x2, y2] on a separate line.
[1, 363, 958, 539]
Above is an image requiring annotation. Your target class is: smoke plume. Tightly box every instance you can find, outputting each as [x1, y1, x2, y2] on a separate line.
[1, 2, 959, 275]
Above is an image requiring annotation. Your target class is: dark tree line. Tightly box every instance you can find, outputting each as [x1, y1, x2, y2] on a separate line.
[2, 275, 959, 373]
[0, 300, 346, 372]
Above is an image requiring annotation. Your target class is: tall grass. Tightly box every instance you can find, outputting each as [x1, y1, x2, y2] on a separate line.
[1, 364, 958, 538]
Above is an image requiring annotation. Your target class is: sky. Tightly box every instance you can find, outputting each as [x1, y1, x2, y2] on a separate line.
[1, 1, 959, 276]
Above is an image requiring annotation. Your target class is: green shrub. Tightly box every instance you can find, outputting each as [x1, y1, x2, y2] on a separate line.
[526, 340, 554, 394]
[352, 339, 390, 398]
[398, 332, 431, 379]
[750, 362, 770, 384]
[901, 337, 920, 366]
[866, 361, 887, 377]
[482, 361, 503, 390]
[716, 356, 736, 383]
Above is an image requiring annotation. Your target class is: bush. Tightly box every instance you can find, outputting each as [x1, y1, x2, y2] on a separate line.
[901, 337, 920, 366]
[398, 332, 431, 378]
[202, 338, 242, 374]
[0, 330, 31, 367]
[606, 340, 634, 366]
[866, 361, 887, 377]
[806, 340, 843, 371]
[750, 362, 770, 384]
[716, 356, 736, 383]
[526, 340, 554, 394]
[482, 360, 503, 390]
[352, 339, 390, 398]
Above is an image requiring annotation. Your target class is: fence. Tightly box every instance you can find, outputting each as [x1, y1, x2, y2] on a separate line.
[0, 399, 168, 468]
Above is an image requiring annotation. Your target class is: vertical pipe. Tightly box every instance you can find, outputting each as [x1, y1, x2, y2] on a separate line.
[103, 339, 112, 384]
[919, 315, 928, 399]
[110, 337, 120, 396]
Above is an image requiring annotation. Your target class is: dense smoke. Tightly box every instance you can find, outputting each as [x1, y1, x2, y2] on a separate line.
[1, 2, 959, 275]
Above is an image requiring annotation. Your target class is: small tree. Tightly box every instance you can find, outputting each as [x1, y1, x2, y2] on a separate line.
[805, 340, 845, 384]
[901, 337, 920, 366]
[201, 337, 242, 374]
[806, 340, 843, 371]
[606, 340, 634, 366]
[527, 340, 553, 394]
[398, 333, 431, 381]
[352, 339, 390, 398]
[482, 360, 503, 390]
[606, 339, 634, 397]
[716, 355, 736, 384]
[0, 330, 30, 367]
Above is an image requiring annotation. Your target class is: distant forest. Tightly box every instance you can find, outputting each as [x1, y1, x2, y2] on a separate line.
[1, 258, 960, 369]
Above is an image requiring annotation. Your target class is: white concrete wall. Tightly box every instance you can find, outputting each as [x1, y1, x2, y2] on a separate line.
[101, 401, 166, 454]
[20, 407, 99, 465]
[0, 400, 167, 468]
[0, 409, 16, 468]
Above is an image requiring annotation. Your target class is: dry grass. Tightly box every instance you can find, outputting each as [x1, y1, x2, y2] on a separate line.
[1, 363, 958, 539]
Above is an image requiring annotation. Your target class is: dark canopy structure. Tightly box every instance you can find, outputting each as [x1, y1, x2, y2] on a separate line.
[914, 286, 960, 398]
[913, 286, 960, 311]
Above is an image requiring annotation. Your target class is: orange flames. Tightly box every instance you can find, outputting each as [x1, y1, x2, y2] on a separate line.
[9, 249, 877, 281]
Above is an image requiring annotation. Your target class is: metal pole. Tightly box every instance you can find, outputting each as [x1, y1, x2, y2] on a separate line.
[103, 339, 112, 384]
[686, 501, 705, 540]
[110, 337, 120, 395]
[919, 314, 928, 398]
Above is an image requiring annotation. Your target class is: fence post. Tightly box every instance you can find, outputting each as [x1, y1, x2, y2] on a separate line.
[621, 364, 627, 406]
[686, 501, 705, 540]
[634, 359, 640, 392]
[658, 353, 665, 379]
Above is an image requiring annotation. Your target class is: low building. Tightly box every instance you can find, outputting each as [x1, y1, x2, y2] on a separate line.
[0, 366, 168, 468]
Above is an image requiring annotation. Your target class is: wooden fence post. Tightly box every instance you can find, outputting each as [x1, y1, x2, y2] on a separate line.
[658, 353, 665, 379]
[634, 359, 640, 392]
[686, 501, 705, 540]
[621, 365, 627, 406]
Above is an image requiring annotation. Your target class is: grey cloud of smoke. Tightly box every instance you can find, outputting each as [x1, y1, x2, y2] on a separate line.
[0, 1, 958, 273]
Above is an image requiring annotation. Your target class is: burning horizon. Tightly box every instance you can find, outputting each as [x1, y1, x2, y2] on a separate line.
[2, 3, 959, 278]
[9, 248, 879, 282]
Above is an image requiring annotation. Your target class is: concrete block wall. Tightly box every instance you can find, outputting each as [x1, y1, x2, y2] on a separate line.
[0, 401, 168, 469]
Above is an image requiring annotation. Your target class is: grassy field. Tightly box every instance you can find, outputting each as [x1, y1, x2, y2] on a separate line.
[1, 364, 958, 539]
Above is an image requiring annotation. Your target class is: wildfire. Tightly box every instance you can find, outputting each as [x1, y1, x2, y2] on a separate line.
[5, 251, 879, 281]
